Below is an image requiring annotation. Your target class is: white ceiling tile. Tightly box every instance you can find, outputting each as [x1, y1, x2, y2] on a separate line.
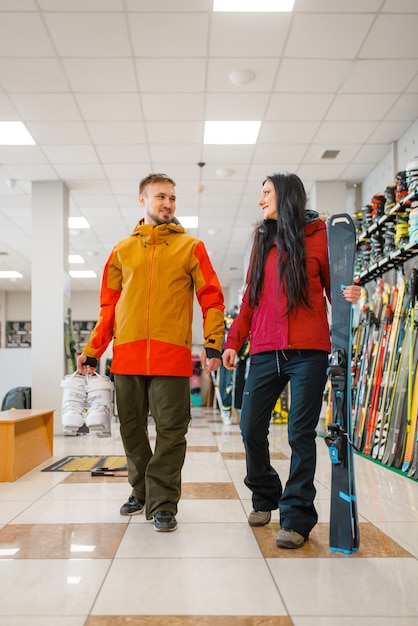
[0, 146, 48, 164]
[146, 122, 203, 144]
[368, 120, 414, 143]
[141, 94, 205, 121]
[10, 94, 81, 122]
[53, 164, 106, 180]
[297, 162, 347, 181]
[252, 143, 309, 163]
[149, 144, 202, 163]
[0, 94, 21, 119]
[314, 121, 379, 144]
[285, 14, 374, 59]
[95, 144, 150, 164]
[406, 73, 418, 92]
[342, 163, 375, 183]
[63, 59, 137, 92]
[341, 60, 418, 93]
[0, 13, 55, 57]
[0, 59, 69, 92]
[4, 164, 59, 181]
[102, 164, 148, 180]
[86, 121, 147, 144]
[353, 144, 391, 163]
[297, 0, 382, 10]
[258, 121, 320, 144]
[39, 0, 124, 9]
[44, 13, 131, 57]
[129, 13, 209, 57]
[326, 94, 398, 121]
[126, 0, 211, 11]
[359, 15, 418, 58]
[385, 94, 418, 121]
[202, 145, 256, 164]
[41, 145, 99, 164]
[135, 58, 206, 93]
[205, 94, 269, 120]
[382, 0, 418, 11]
[274, 59, 352, 93]
[76, 94, 143, 122]
[210, 13, 291, 58]
[26, 122, 91, 144]
[70, 193, 118, 209]
[266, 93, 335, 121]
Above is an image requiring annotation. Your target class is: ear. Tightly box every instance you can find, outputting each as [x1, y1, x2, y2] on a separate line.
[138, 194, 144, 206]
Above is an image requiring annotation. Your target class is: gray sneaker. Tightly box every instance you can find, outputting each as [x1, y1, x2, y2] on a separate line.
[120, 496, 145, 516]
[153, 511, 177, 532]
[248, 510, 271, 527]
[276, 528, 307, 549]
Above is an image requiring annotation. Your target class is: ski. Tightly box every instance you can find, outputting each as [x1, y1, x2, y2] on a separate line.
[325, 213, 359, 554]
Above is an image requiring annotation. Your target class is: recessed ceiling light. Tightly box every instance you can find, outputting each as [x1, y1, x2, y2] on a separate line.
[0, 121, 35, 145]
[214, 0, 295, 11]
[0, 271, 23, 278]
[69, 270, 97, 278]
[178, 216, 198, 228]
[68, 255, 85, 264]
[204, 121, 261, 145]
[68, 217, 90, 229]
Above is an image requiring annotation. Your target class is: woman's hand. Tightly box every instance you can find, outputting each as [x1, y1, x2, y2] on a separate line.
[222, 348, 237, 370]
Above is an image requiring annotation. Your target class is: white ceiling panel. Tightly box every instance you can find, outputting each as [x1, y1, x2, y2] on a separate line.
[135, 58, 206, 93]
[44, 13, 131, 57]
[266, 93, 335, 121]
[129, 14, 209, 57]
[62, 59, 138, 93]
[359, 15, 418, 58]
[0, 4, 416, 292]
[285, 14, 375, 59]
[326, 94, 398, 122]
[341, 60, 418, 94]
[274, 59, 352, 93]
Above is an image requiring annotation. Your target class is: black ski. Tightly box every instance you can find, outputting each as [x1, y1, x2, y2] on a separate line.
[325, 213, 360, 554]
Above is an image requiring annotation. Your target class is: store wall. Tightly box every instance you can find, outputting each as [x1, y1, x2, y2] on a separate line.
[362, 118, 418, 203]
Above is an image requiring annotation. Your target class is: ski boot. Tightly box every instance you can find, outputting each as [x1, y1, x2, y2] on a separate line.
[61, 372, 87, 434]
[85, 372, 114, 437]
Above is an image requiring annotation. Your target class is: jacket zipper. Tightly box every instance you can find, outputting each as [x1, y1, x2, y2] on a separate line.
[146, 230, 157, 374]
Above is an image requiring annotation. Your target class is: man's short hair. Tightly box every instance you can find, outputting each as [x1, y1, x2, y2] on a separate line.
[139, 173, 176, 195]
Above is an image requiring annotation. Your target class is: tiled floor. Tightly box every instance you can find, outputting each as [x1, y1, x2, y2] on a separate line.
[1, 406, 418, 626]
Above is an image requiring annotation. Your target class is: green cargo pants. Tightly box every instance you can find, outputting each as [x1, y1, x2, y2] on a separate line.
[114, 374, 191, 519]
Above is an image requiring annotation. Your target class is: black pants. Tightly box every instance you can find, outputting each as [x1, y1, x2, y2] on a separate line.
[240, 349, 328, 537]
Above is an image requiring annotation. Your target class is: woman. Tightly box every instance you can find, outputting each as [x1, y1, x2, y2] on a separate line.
[222, 172, 360, 549]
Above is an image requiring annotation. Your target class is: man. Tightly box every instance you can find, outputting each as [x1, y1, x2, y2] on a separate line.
[77, 173, 225, 532]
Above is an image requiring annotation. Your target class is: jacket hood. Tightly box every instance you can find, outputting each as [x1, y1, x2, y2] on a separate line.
[304, 210, 325, 236]
[131, 217, 185, 243]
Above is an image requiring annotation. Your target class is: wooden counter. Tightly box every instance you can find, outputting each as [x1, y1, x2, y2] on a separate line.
[0, 409, 54, 481]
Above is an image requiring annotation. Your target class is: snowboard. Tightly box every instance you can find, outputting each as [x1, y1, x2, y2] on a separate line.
[325, 213, 360, 554]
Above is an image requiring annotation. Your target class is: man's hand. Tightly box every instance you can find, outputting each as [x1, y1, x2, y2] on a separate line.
[77, 353, 97, 374]
[200, 348, 221, 374]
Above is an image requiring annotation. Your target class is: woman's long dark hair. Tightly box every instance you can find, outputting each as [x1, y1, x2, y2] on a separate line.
[247, 172, 310, 313]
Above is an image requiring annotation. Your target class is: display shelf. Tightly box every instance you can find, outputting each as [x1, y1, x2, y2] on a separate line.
[6, 321, 31, 348]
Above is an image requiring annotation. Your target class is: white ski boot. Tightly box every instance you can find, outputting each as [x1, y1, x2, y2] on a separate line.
[61, 372, 87, 434]
[85, 372, 114, 437]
